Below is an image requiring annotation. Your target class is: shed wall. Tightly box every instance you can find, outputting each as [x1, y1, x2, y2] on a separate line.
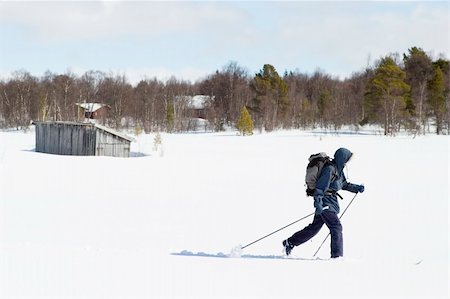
[96, 130, 130, 157]
[35, 123, 96, 156]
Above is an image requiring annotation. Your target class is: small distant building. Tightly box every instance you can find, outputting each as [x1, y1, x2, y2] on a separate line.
[76, 103, 111, 120]
[187, 95, 211, 119]
[34, 121, 135, 157]
[171, 95, 213, 131]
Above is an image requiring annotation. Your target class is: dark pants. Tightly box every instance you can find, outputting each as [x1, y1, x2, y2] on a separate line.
[288, 210, 343, 258]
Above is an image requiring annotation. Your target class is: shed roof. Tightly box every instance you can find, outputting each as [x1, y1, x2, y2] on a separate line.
[95, 123, 135, 142]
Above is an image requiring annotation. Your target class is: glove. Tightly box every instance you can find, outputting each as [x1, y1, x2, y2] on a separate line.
[357, 184, 365, 193]
[314, 195, 324, 215]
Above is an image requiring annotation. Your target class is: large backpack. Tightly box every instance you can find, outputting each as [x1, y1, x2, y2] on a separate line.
[305, 152, 332, 196]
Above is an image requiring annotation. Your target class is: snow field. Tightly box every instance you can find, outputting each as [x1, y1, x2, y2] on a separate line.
[0, 129, 448, 298]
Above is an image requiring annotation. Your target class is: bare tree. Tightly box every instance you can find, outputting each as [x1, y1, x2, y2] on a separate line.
[0, 71, 38, 129]
[133, 78, 165, 132]
[97, 74, 133, 128]
[198, 61, 251, 130]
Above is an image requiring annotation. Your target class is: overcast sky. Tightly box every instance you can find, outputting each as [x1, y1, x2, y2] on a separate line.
[0, 1, 448, 84]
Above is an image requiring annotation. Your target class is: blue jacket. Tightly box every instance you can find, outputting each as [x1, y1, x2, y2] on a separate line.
[314, 148, 361, 214]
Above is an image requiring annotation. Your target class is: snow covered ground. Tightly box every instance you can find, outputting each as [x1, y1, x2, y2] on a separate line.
[0, 128, 448, 298]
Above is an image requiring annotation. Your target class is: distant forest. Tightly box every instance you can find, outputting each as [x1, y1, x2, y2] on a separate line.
[1, 47, 449, 135]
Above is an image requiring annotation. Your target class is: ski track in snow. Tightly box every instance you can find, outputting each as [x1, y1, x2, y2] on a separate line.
[172, 250, 332, 261]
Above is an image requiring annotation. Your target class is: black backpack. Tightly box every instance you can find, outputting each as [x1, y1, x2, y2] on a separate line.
[305, 152, 332, 196]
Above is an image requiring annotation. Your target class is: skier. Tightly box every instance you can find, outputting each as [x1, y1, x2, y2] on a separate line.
[282, 148, 364, 258]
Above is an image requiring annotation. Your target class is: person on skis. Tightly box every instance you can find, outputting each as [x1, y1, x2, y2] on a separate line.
[282, 147, 364, 258]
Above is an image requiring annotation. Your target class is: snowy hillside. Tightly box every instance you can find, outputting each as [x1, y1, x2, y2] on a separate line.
[0, 128, 448, 298]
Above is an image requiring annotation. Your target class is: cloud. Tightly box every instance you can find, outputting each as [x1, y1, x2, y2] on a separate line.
[0, 1, 447, 81]
[274, 2, 449, 77]
[0, 1, 247, 41]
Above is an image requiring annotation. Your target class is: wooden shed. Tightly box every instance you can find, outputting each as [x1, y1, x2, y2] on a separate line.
[34, 121, 135, 157]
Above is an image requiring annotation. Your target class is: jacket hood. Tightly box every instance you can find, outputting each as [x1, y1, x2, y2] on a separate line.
[334, 148, 353, 173]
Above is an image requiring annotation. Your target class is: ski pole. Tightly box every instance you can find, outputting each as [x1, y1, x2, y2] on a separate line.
[241, 212, 315, 250]
[313, 192, 358, 257]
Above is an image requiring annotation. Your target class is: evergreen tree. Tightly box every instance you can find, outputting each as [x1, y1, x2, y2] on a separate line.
[236, 106, 254, 136]
[403, 47, 433, 134]
[250, 64, 289, 131]
[433, 59, 450, 75]
[428, 66, 446, 134]
[364, 56, 410, 135]
[318, 89, 332, 127]
[166, 103, 175, 132]
[432, 59, 450, 133]
[135, 122, 143, 136]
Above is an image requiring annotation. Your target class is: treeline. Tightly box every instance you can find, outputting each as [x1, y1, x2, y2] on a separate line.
[1, 47, 448, 135]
